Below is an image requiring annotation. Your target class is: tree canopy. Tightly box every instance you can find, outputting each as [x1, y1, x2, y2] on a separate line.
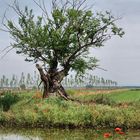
[4, 0, 124, 75]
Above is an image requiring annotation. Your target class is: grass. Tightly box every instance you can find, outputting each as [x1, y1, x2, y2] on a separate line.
[0, 89, 140, 129]
[71, 89, 140, 104]
[108, 90, 140, 103]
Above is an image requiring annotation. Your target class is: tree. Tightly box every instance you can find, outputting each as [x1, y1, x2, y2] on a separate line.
[26, 73, 32, 88]
[2, 0, 124, 99]
[19, 72, 26, 89]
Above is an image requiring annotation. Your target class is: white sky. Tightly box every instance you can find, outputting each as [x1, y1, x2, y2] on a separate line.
[0, 0, 140, 86]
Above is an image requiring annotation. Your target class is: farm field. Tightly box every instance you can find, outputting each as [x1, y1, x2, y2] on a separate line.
[69, 88, 140, 103]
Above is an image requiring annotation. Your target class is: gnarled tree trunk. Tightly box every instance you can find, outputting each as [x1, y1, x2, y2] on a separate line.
[36, 64, 69, 100]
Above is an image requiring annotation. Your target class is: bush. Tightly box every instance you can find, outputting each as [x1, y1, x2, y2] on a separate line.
[20, 84, 26, 90]
[0, 93, 20, 111]
[130, 88, 140, 91]
[94, 94, 115, 106]
[85, 84, 93, 88]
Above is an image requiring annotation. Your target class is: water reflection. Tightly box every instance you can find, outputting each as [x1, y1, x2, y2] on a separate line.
[0, 128, 139, 140]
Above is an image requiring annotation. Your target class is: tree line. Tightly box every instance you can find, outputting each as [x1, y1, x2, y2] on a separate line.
[0, 71, 40, 89]
[62, 74, 117, 88]
[0, 72, 117, 89]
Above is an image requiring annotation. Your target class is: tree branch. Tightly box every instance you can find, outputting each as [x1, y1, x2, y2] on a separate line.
[33, 0, 49, 19]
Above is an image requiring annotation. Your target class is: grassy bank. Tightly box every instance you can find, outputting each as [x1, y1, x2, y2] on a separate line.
[0, 89, 140, 129]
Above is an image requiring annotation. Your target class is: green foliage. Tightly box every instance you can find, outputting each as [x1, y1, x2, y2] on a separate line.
[71, 58, 87, 74]
[71, 57, 98, 74]
[0, 92, 20, 111]
[5, 0, 124, 75]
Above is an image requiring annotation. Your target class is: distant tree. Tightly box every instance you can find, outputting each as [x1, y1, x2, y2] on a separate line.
[11, 74, 17, 88]
[19, 72, 25, 88]
[114, 81, 118, 87]
[5, 78, 9, 87]
[26, 73, 32, 88]
[2, 0, 124, 99]
[101, 77, 105, 87]
[1, 75, 6, 87]
[0, 79, 3, 88]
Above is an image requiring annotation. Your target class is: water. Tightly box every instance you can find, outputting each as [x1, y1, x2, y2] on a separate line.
[0, 128, 139, 140]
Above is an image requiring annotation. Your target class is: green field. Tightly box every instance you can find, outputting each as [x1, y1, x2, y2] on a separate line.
[0, 89, 140, 129]
[70, 89, 140, 104]
[108, 90, 140, 102]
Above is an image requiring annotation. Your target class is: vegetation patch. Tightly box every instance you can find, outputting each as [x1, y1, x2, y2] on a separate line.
[0, 92, 20, 111]
[0, 89, 140, 129]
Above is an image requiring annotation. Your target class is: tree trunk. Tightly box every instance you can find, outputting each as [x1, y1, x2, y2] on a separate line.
[36, 64, 69, 99]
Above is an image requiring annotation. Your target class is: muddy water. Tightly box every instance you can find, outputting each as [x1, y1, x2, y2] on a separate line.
[0, 128, 139, 140]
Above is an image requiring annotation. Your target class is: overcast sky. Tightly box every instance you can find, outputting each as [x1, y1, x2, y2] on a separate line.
[0, 0, 140, 86]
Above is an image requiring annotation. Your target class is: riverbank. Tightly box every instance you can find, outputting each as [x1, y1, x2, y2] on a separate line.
[0, 89, 140, 129]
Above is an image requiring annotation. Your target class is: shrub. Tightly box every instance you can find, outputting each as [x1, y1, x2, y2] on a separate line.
[20, 84, 26, 90]
[0, 93, 20, 111]
[94, 94, 116, 106]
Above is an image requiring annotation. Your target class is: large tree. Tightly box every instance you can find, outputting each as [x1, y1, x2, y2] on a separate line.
[2, 0, 124, 99]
